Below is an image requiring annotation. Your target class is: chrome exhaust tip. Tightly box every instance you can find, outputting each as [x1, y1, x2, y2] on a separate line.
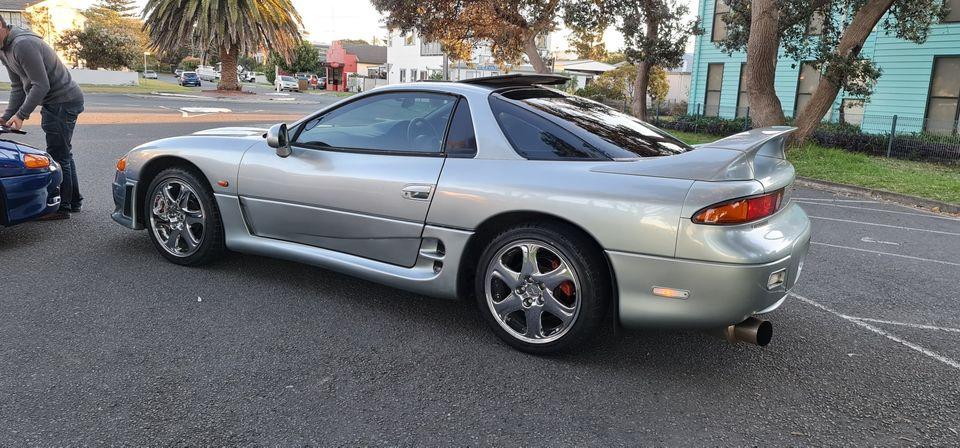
[713, 317, 773, 347]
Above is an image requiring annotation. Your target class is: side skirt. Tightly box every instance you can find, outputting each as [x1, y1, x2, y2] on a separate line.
[215, 194, 471, 300]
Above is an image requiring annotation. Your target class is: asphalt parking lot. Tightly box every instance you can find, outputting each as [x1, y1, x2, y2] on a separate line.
[1, 92, 958, 445]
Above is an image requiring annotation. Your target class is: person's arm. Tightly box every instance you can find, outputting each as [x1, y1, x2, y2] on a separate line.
[11, 40, 50, 121]
[2, 67, 26, 122]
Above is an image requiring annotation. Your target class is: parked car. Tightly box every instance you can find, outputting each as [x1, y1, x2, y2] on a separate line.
[196, 66, 219, 82]
[174, 69, 184, 79]
[241, 71, 257, 83]
[179, 71, 201, 87]
[143, 70, 158, 80]
[110, 74, 810, 354]
[317, 76, 327, 90]
[308, 75, 319, 89]
[1, 129, 62, 226]
[275, 75, 299, 92]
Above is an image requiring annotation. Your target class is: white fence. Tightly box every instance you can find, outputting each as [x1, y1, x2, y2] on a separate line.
[0, 67, 139, 86]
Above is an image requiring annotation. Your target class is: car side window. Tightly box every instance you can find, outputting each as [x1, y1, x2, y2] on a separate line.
[444, 99, 478, 158]
[489, 96, 605, 160]
[295, 92, 456, 154]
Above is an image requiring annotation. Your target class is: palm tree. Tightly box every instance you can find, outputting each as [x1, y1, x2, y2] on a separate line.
[143, 0, 303, 91]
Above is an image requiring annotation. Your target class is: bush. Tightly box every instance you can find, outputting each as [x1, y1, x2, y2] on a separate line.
[180, 56, 201, 71]
[656, 114, 751, 136]
[660, 115, 959, 164]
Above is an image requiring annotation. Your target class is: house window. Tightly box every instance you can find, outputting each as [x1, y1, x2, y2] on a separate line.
[806, 10, 826, 35]
[794, 62, 821, 117]
[736, 63, 749, 118]
[840, 99, 865, 126]
[399, 69, 406, 83]
[704, 63, 724, 117]
[925, 57, 960, 134]
[944, 0, 960, 22]
[1, 12, 25, 28]
[712, 0, 730, 42]
[409, 69, 416, 82]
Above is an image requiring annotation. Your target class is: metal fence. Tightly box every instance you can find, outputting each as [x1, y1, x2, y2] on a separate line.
[672, 103, 960, 164]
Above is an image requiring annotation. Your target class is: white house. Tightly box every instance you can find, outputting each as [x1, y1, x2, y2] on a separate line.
[387, 31, 551, 84]
[386, 32, 446, 84]
[24, 0, 86, 66]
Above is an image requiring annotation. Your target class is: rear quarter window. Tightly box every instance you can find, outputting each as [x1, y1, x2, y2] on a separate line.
[494, 89, 693, 159]
[489, 96, 606, 160]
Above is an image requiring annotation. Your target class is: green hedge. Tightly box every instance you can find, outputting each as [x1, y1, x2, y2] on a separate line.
[655, 115, 959, 164]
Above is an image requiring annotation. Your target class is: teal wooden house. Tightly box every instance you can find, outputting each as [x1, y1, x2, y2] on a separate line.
[688, 0, 960, 135]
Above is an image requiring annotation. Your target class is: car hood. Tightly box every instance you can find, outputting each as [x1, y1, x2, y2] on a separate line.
[191, 127, 267, 138]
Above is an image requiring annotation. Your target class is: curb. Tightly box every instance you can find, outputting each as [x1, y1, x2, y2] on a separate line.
[795, 177, 960, 214]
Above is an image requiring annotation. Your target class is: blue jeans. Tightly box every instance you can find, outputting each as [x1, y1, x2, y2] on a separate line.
[41, 100, 84, 210]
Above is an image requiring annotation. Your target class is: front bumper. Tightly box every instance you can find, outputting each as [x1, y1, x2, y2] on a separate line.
[0, 164, 62, 226]
[112, 172, 141, 230]
[611, 202, 811, 329]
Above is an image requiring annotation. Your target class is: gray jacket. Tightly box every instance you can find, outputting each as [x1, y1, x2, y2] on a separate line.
[0, 27, 83, 121]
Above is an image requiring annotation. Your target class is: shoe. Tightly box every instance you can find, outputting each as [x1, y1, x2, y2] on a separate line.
[67, 204, 82, 213]
[37, 210, 71, 221]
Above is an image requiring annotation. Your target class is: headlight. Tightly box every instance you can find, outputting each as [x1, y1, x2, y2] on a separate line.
[23, 154, 50, 169]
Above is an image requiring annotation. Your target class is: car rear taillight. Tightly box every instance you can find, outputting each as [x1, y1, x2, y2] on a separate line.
[692, 189, 784, 225]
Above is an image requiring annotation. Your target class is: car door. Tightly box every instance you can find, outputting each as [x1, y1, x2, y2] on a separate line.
[237, 91, 459, 267]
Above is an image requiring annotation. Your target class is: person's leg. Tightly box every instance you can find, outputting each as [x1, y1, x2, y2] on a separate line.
[62, 102, 84, 211]
[41, 103, 73, 212]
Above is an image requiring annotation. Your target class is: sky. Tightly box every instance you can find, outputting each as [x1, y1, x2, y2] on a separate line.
[78, 0, 699, 55]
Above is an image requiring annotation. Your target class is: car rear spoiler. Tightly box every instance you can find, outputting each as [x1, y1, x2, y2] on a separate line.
[694, 126, 797, 190]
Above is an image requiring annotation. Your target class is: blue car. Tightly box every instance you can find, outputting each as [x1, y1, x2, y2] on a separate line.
[0, 130, 62, 226]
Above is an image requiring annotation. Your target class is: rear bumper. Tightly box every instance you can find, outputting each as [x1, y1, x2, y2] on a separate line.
[611, 203, 811, 328]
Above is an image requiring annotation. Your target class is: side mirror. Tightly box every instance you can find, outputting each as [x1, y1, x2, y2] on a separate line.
[266, 123, 292, 158]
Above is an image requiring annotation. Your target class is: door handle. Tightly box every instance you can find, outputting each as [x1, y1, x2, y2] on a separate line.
[402, 185, 433, 201]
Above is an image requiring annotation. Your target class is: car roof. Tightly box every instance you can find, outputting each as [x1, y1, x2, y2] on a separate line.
[457, 73, 569, 88]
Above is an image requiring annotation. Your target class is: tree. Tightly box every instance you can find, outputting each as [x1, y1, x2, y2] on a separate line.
[24, 6, 54, 42]
[265, 41, 322, 83]
[58, 26, 140, 70]
[719, 0, 947, 141]
[371, 0, 561, 73]
[144, 0, 303, 91]
[180, 56, 201, 71]
[647, 65, 669, 105]
[568, 24, 608, 60]
[567, 0, 699, 119]
[86, 0, 139, 21]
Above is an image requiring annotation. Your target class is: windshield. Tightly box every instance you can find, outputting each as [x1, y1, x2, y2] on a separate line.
[495, 88, 694, 159]
[282, 76, 295, 82]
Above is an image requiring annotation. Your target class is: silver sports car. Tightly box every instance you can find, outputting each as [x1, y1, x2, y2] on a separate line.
[112, 74, 810, 354]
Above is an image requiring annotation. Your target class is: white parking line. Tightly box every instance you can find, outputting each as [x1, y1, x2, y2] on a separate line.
[808, 215, 960, 236]
[796, 201, 960, 221]
[810, 242, 960, 267]
[792, 293, 960, 371]
[851, 317, 960, 334]
[793, 197, 879, 204]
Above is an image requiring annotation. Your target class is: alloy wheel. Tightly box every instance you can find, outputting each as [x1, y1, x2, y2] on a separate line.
[149, 179, 205, 258]
[485, 240, 581, 344]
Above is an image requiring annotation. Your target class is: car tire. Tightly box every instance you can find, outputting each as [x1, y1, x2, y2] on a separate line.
[144, 167, 225, 267]
[474, 222, 610, 355]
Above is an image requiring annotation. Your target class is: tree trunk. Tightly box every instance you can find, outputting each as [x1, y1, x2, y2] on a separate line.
[632, 60, 652, 120]
[746, 0, 786, 128]
[218, 44, 240, 91]
[631, 12, 658, 121]
[793, 0, 895, 143]
[523, 34, 549, 74]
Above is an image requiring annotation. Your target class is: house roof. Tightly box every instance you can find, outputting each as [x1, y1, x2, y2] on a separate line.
[0, 0, 29, 11]
[343, 44, 387, 65]
[562, 60, 617, 74]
